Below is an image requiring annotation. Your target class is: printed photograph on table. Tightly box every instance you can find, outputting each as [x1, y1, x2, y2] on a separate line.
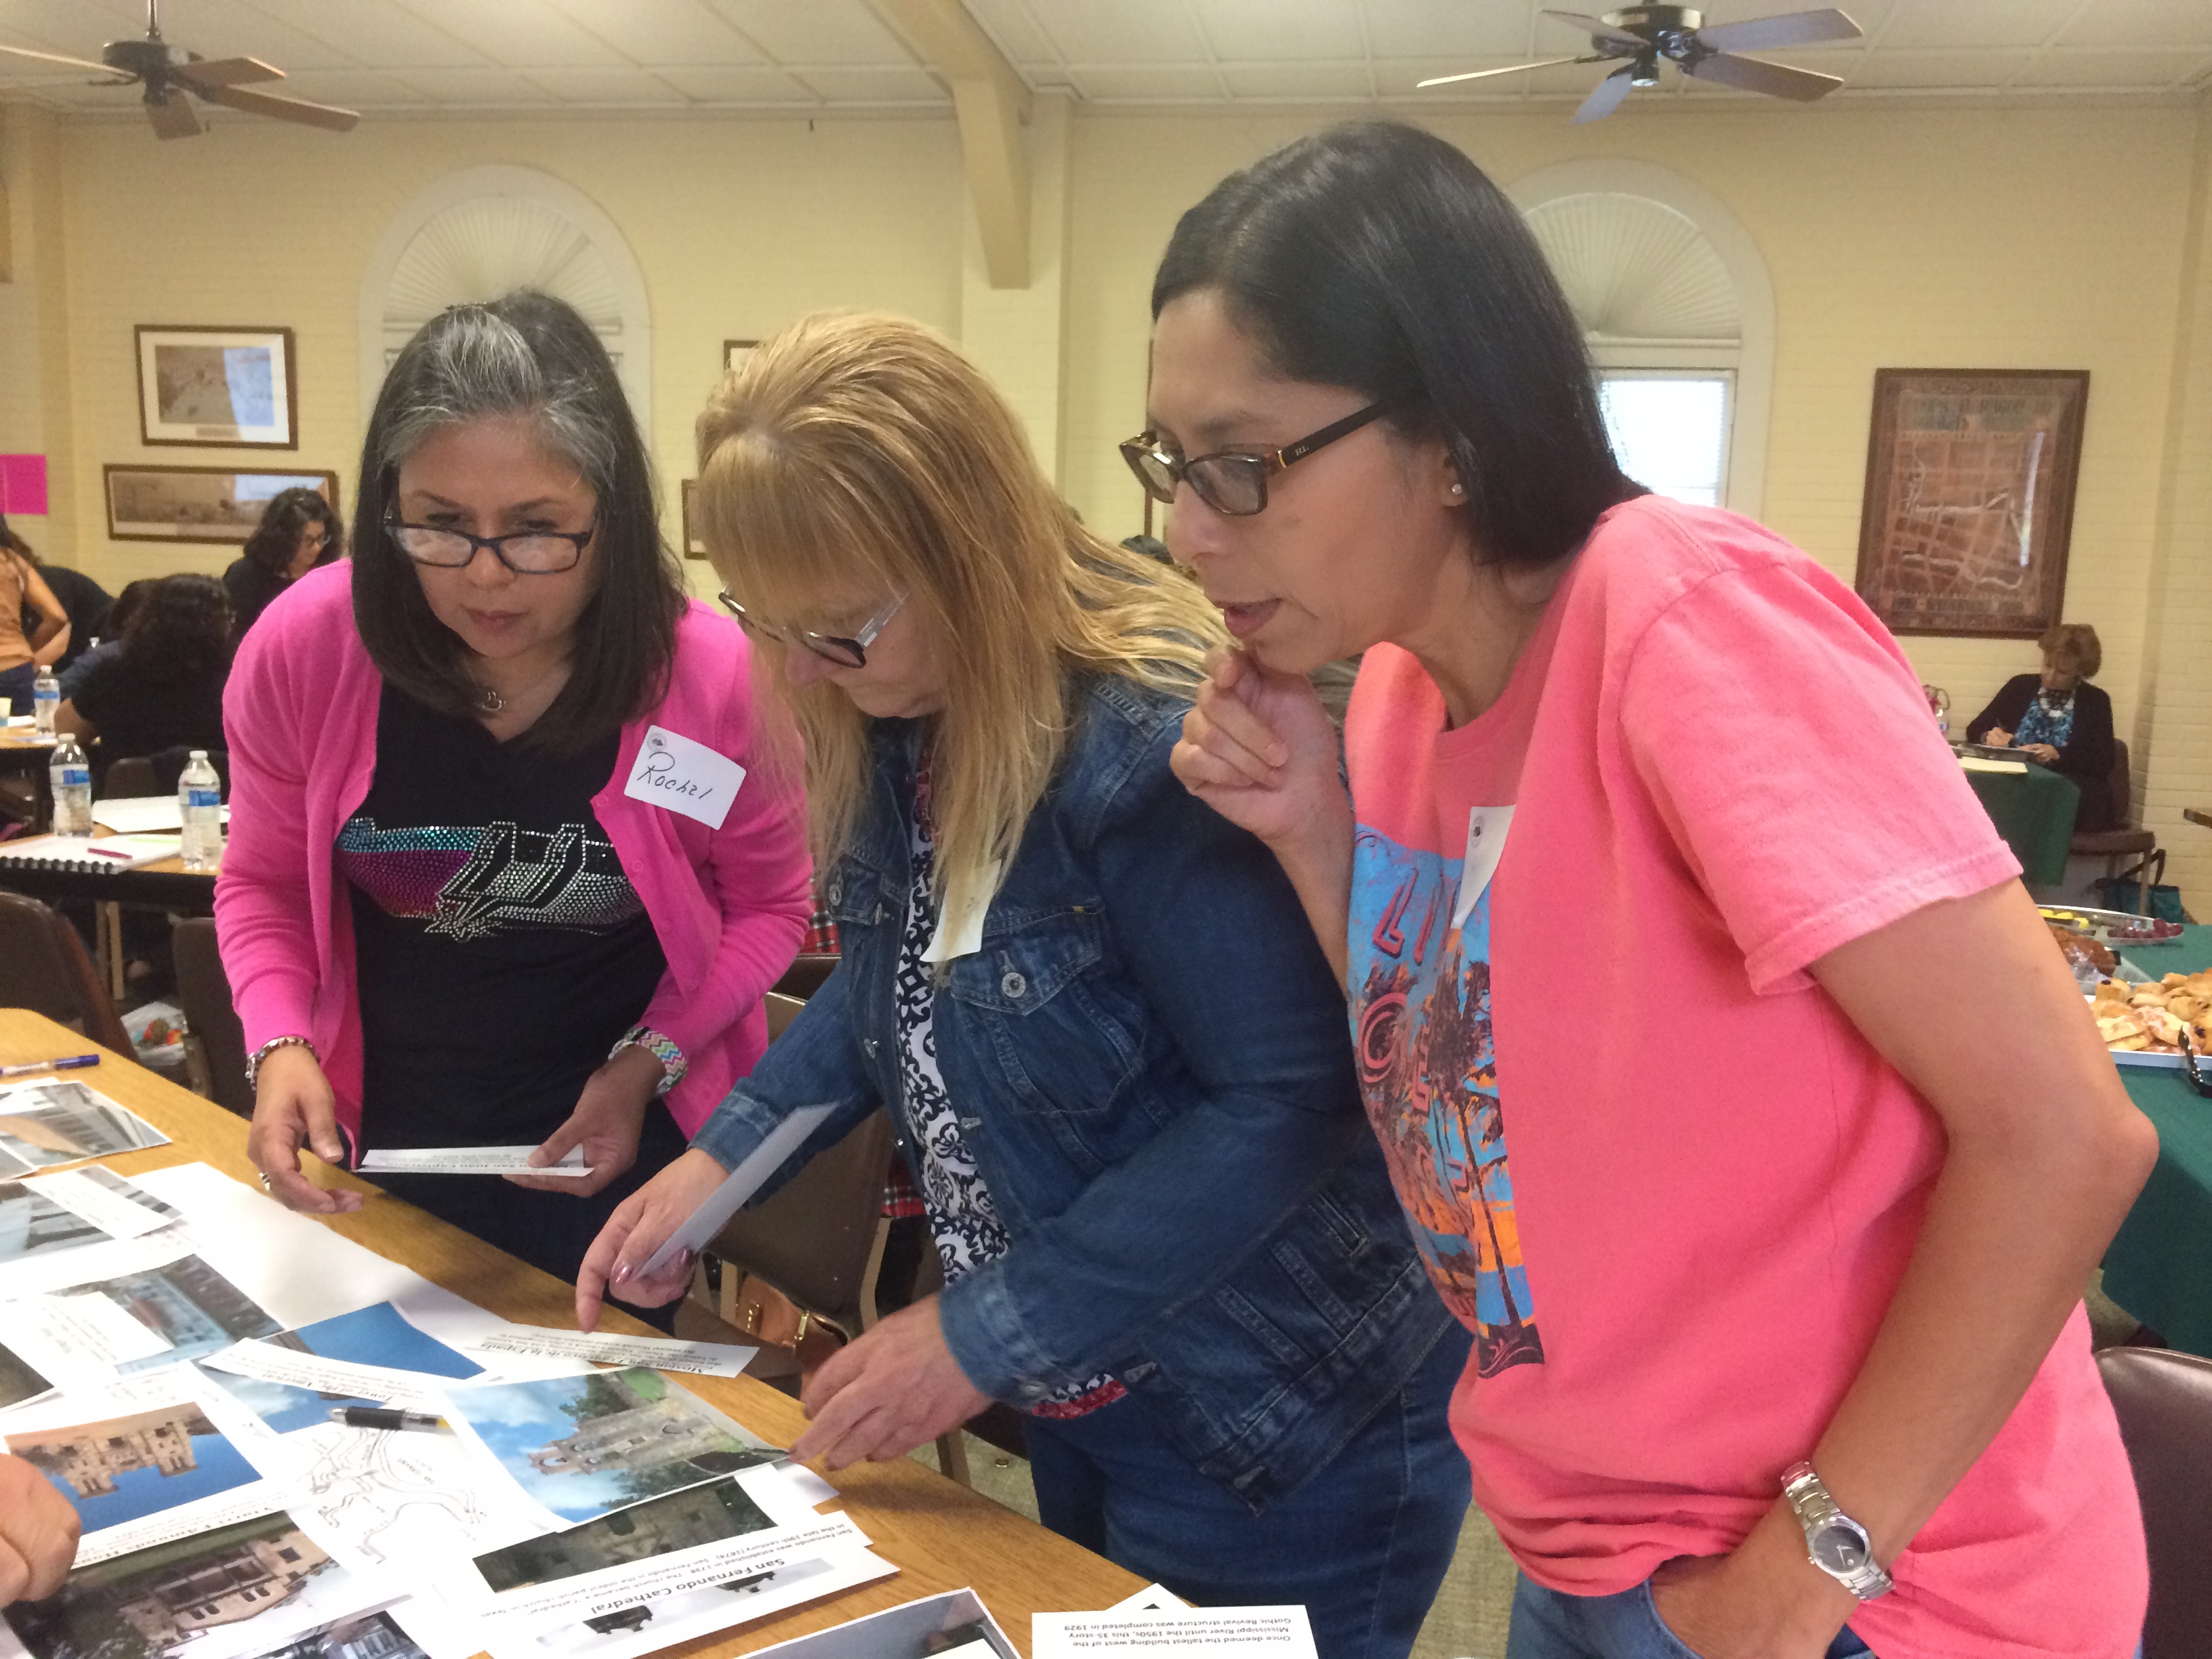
[0, 1336, 55, 1411]
[134, 326, 298, 448]
[733, 1588, 1019, 1659]
[0, 1179, 108, 1263]
[0, 1082, 169, 1169]
[205, 1303, 483, 1437]
[232, 1610, 426, 1659]
[104, 466, 341, 546]
[450, 1366, 779, 1523]
[2, 1509, 388, 1659]
[517, 1557, 853, 1659]
[57, 1255, 282, 1374]
[5, 1399, 263, 1536]
[472, 1475, 776, 1593]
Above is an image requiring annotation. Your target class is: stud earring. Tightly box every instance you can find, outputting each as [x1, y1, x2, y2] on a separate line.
[1449, 483, 1465, 497]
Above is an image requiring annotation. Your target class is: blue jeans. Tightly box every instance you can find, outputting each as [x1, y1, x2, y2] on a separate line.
[1025, 1326, 1473, 1659]
[0, 659, 35, 718]
[1508, 1576, 1870, 1659]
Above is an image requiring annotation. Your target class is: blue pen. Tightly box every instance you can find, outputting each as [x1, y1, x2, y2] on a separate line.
[0, 1054, 100, 1079]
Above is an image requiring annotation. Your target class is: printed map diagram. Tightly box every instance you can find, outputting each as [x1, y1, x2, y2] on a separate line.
[277, 1416, 541, 1570]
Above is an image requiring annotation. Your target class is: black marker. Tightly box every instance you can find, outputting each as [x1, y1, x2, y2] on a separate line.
[329, 1407, 446, 1432]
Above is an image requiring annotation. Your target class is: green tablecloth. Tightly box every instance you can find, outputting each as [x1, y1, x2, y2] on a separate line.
[1961, 760, 2080, 886]
[2100, 924, 2212, 1355]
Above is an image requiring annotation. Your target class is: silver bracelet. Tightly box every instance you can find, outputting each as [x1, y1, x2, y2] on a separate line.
[246, 1034, 319, 1091]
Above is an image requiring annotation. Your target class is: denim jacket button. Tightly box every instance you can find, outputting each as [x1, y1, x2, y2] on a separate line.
[1018, 1380, 1048, 1401]
[1000, 969, 1027, 1000]
[863, 1037, 879, 1059]
[826, 878, 843, 907]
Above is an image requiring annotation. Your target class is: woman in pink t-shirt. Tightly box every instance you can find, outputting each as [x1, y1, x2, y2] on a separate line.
[1144, 122, 2155, 1659]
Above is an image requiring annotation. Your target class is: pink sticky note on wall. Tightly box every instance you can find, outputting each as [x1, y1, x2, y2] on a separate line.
[0, 455, 48, 516]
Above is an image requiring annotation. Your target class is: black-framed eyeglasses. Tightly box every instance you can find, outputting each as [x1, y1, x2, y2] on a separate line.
[386, 517, 596, 575]
[2183, 1028, 2212, 1099]
[1120, 402, 1393, 517]
[716, 588, 907, 669]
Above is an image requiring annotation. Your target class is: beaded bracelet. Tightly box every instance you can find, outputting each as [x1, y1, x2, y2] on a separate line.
[245, 1034, 319, 1092]
[609, 1025, 687, 1097]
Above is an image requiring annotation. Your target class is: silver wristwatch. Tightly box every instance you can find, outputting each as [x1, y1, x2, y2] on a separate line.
[1780, 1462, 1893, 1600]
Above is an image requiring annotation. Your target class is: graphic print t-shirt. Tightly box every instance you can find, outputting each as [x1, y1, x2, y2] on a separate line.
[1343, 495, 2144, 1659]
[340, 685, 668, 1149]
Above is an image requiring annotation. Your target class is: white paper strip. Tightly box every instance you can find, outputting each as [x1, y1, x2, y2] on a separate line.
[0, 1228, 194, 1302]
[26, 1167, 178, 1239]
[201, 1337, 449, 1405]
[1033, 1607, 1317, 1659]
[359, 1146, 591, 1177]
[466, 1327, 758, 1377]
[640, 1103, 836, 1277]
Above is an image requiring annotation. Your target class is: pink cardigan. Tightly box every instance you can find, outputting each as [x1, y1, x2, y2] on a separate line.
[215, 563, 813, 1149]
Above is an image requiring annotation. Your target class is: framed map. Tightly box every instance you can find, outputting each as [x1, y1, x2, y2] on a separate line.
[1854, 369, 2089, 638]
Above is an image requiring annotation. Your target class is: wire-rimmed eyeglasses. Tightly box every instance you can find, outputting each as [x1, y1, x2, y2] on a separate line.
[1120, 402, 1393, 518]
[386, 518, 596, 575]
[716, 589, 908, 669]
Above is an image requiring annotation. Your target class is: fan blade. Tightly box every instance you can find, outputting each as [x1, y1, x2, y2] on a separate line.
[1417, 56, 1591, 89]
[0, 41, 133, 78]
[1685, 50, 1843, 101]
[176, 55, 284, 89]
[1572, 64, 1636, 123]
[1696, 8, 1863, 54]
[193, 81, 359, 131]
[144, 89, 201, 138]
[1542, 9, 1647, 49]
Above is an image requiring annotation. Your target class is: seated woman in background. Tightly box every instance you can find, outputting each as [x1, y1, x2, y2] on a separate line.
[58, 572, 230, 761]
[220, 291, 811, 1319]
[0, 525, 68, 713]
[1966, 623, 2116, 830]
[224, 487, 343, 637]
[3, 516, 109, 676]
[57, 579, 152, 703]
[579, 313, 1470, 1659]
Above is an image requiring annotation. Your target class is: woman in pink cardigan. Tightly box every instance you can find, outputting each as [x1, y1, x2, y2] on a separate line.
[218, 293, 811, 1314]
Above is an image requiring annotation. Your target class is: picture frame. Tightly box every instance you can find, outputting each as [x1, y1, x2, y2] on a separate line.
[1854, 368, 2089, 638]
[680, 478, 709, 559]
[724, 339, 758, 375]
[134, 325, 299, 449]
[103, 465, 340, 545]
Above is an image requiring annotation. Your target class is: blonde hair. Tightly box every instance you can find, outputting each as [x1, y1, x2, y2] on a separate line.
[2039, 622, 2101, 681]
[695, 310, 1224, 933]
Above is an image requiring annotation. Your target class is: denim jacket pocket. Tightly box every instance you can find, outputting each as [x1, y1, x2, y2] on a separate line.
[945, 909, 1141, 1120]
[822, 854, 890, 932]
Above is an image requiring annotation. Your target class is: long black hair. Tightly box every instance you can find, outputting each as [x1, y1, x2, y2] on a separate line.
[240, 487, 342, 578]
[352, 290, 683, 753]
[123, 573, 232, 686]
[1152, 121, 1639, 568]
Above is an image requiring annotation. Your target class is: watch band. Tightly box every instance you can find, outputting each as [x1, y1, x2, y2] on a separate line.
[1780, 1462, 1894, 1601]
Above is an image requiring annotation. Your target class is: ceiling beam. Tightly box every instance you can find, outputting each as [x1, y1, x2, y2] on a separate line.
[871, 0, 1033, 288]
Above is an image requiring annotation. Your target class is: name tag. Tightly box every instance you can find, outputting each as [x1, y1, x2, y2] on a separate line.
[622, 725, 745, 829]
[1454, 805, 1513, 928]
[922, 859, 1002, 966]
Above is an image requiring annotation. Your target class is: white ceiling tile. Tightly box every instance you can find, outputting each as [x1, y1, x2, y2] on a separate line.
[701, 0, 919, 65]
[260, 68, 436, 104]
[515, 66, 693, 102]
[1844, 46, 2034, 85]
[1067, 63, 1230, 100]
[1021, 0, 1214, 66]
[1881, 0, 2079, 48]
[649, 62, 819, 101]
[388, 67, 553, 103]
[247, 1, 491, 68]
[962, 0, 1063, 68]
[544, 0, 767, 66]
[0, 0, 143, 56]
[388, 0, 630, 68]
[2060, 0, 2212, 47]
[1195, 0, 1364, 61]
[789, 65, 949, 100]
[1220, 59, 1373, 96]
[2019, 45, 2211, 84]
[1359, 0, 1532, 58]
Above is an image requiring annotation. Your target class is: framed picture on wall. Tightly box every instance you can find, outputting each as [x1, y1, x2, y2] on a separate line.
[724, 340, 758, 376]
[1853, 368, 2089, 638]
[104, 464, 339, 544]
[680, 478, 708, 559]
[134, 325, 299, 448]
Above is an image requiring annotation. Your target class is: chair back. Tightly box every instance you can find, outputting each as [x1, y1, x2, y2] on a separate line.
[2097, 1346, 2212, 1658]
[103, 756, 163, 799]
[2110, 739, 2133, 827]
[171, 917, 251, 1117]
[0, 892, 131, 1052]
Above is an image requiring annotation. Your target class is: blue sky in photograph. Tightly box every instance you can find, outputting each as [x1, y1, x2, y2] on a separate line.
[41, 1430, 258, 1532]
[296, 1303, 482, 1379]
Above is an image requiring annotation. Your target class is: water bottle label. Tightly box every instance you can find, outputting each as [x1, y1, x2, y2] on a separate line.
[186, 788, 221, 808]
[33, 687, 56, 701]
[60, 767, 89, 788]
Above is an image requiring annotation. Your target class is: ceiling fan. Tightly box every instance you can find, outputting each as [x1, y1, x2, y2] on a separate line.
[1419, 6, 1862, 123]
[0, 0, 359, 140]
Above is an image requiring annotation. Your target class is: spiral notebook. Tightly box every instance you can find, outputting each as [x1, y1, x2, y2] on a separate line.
[0, 832, 181, 871]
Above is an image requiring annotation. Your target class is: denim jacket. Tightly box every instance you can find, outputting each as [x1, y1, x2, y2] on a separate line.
[693, 672, 1456, 1510]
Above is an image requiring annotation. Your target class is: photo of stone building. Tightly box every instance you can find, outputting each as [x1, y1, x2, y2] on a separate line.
[10, 1404, 217, 1496]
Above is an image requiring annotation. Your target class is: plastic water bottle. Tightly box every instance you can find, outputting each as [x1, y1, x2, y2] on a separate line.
[179, 750, 223, 871]
[49, 735, 91, 836]
[30, 665, 59, 738]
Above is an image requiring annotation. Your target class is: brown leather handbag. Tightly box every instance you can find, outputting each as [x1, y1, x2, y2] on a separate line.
[699, 1254, 851, 1375]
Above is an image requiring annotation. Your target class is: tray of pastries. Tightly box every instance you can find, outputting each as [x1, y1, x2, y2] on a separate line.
[2089, 971, 2212, 1066]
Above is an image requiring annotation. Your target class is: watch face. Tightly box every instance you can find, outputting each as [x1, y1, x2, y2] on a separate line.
[1810, 1521, 1870, 1575]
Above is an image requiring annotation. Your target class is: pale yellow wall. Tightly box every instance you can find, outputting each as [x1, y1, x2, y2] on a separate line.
[28, 113, 962, 596]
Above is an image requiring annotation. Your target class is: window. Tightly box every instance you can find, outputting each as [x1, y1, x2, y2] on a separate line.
[1597, 371, 1733, 507]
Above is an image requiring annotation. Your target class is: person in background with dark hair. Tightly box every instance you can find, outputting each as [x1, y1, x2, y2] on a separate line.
[2, 517, 108, 676]
[56, 579, 154, 704]
[56, 573, 230, 758]
[224, 487, 342, 638]
[0, 523, 67, 713]
[1966, 623, 2116, 831]
[1155, 123, 2152, 1659]
[216, 291, 812, 1315]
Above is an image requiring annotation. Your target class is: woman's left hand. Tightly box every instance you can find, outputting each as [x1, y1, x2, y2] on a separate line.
[792, 1296, 992, 1469]
[2022, 743, 2060, 764]
[510, 1046, 664, 1197]
[1646, 1500, 1858, 1659]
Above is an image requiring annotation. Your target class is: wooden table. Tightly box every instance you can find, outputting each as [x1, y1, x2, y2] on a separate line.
[0, 1007, 1141, 1652]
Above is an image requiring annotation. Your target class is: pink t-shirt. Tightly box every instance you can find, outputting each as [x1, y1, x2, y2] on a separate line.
[1343, 495, 2145, 1657]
